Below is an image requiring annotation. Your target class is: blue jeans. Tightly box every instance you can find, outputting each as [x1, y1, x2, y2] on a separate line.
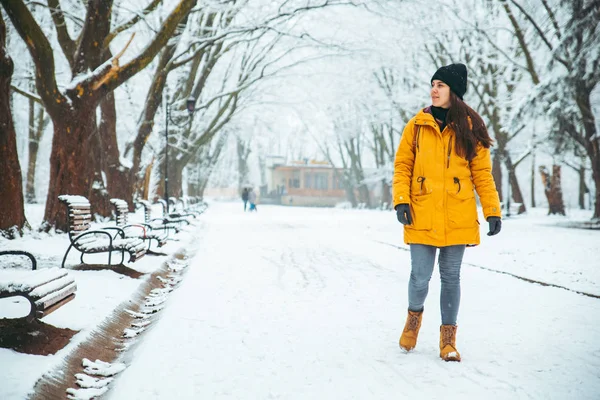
[408, 244, 465, 325]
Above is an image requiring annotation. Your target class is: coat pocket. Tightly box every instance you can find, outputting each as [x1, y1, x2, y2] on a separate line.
[446, 190, 478, 228]
[409, 193, 433, 231]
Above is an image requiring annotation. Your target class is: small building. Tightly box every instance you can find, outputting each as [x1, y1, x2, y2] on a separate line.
[264, 157, 347, 207]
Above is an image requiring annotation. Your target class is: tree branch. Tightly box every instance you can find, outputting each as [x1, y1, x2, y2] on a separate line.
[103, 0, 162, 49]
[509, 0, 553, 51]
[72, 0, 113, 74]
[47, 0, 76, 68]
[540, 0, 562, 40]
[10, 84, 42, 104]
[1, 0, 67, 116]
[98, 0, 197, 94]
[509, 0, 570, 68]
[499, 0, 540, 84]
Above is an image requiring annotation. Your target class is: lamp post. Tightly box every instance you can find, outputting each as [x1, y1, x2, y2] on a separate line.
[164, 93, 196, 214]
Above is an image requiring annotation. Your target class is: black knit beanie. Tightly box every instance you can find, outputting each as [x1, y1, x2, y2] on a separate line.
[431, 63, 468, 99]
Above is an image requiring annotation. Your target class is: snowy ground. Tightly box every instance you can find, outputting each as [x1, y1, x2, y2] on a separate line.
[1, 201, 599, 399]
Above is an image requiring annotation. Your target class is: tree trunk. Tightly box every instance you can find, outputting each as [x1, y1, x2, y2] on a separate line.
[155, 156, 185, 200]
[25, 134, 39, 203]
[88, 117, 112, 219]
[0, 11, 27, 237]
[530, 136, 536, 208]
[169, 161, 185, 199]
[381, 180, 391, 209]
[341, 172, 357, 207]
[576, 88, 600, 219]
[504, 153, 526, 214]
[128, 48, 172, 196]
[100, 92, 133, 210]
[197, 163, 211, 200]
[197, 183, 207, 200]
[187, 171, 199, 198]
[141, 158, 154, 201]
[539, 165, 566, 216]
[351, 166, 369, 208]
[186, 152, 205, 198]
[237, 137, 250, 190]
[26, 102, 44, 203]
[589, 155, 600, 219]
[492, 150, 503, 203]
[358, 183, 370, 208]
[578, 165, 588, 210]
[42, 108, 96, 232]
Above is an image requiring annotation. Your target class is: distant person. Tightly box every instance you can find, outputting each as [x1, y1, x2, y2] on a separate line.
[392, 63, 502, 362]
[241, 188, 249, 211]
[248, 188, 257, 212]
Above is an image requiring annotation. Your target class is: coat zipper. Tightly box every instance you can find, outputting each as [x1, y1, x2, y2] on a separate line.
[446, 136, 452, 168]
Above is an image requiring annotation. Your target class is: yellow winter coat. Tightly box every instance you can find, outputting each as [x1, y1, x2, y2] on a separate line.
[392, 108, 501, 247]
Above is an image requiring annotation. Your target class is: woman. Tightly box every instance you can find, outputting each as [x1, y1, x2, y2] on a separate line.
[248, 188, 258, 212]
[392, 63, 502, 362]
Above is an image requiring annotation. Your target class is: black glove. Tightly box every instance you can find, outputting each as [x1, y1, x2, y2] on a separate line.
[395, 204, 412, 225]
[487, 216, 501, 236]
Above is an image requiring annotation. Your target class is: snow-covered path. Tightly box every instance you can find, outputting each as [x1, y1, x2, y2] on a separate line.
[109, 203, 600, 399]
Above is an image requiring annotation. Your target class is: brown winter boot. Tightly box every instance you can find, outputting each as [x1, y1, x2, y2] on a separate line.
[439, 325, 461, 362]
[399, 310, 423, 351]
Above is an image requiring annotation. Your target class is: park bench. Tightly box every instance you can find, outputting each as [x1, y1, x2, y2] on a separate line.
[0, 251, 77, 322]
[110, 198, 168, 254]
[180, 196, 208, 216]
[0, 250, 38, 270]
[158, 198, 194, 226]
[168, 197, 200, 219]
[135, 199, 181, 237]
[188, 196, 208, 214]
[58, 195, 146, 268]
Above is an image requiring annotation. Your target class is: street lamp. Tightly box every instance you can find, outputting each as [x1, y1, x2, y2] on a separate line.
[186, 96, 196, 114]
[164, 93, 196, 214]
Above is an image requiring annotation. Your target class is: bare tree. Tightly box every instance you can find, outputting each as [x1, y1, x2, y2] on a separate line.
[539, 165, 566, 215]
[187, 130, 230, 199]
[319, 104, 370, 207]
[498, 0, 600, 218]
[1, 0, 197, 231]
[0, 9, 28, 237]
[564, 154, 590, 210]
[25, 100, 47, 204]
[371, 67, 416, 208]
[236, 135, 252, 191]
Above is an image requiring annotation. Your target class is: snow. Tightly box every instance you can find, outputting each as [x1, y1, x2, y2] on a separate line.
[1, 201, 600, 399]
[0, 268, 67, 293]
[57, 195, 92, 205]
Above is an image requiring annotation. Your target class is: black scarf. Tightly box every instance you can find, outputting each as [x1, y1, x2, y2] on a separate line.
[431, 106, 449, 132]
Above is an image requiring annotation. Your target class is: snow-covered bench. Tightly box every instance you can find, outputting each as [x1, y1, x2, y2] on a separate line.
[110, 198, 167, 254]
[58, 195, 146, 268]
[136, 199, 181, 236]
[0, 251, 76, 322]
[0, 250, 37, 270]
[168, 196, 203, 219]
[180, 196, 208, 217]
[158, 198, 194, 225]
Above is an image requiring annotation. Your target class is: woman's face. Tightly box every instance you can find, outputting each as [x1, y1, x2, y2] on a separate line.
[431, 80, 451, 108]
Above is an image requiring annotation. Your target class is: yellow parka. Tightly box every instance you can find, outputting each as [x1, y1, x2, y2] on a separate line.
[392, 108, 501, 247]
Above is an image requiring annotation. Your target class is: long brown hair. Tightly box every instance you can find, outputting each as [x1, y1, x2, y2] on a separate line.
[446, 92, 493, 161]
